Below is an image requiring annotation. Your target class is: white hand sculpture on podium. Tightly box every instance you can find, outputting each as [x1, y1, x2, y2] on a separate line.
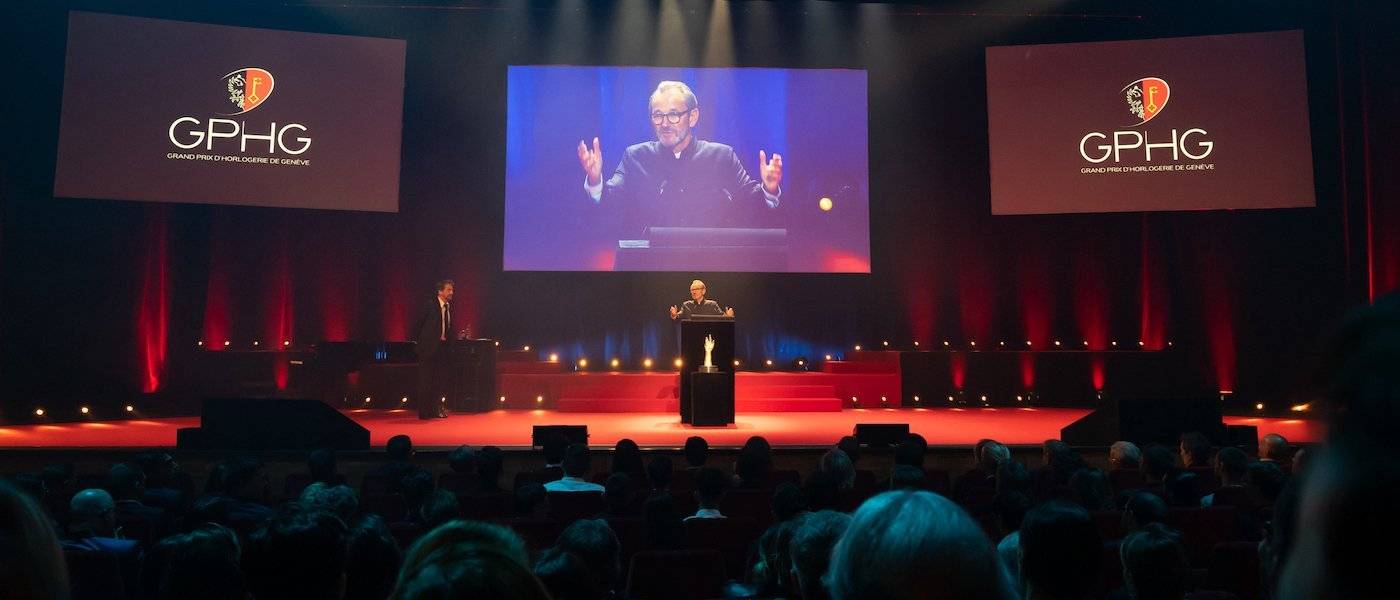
[703, 335, 716, 370]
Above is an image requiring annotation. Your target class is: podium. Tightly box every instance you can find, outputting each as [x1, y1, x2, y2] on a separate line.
[446, 339, 496, 413]
[678, 316, 735, 425]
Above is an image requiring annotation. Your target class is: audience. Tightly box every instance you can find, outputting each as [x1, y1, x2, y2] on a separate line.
[889, 465, 926, 491]
[686, 467, 729, 521]
[610, 438, 645, 479]
[1118, 523, 1191, 600]
[394, 520, 548, 600]
[0, 478, 71, 599]
[138, 523, 244, 600]
[600, 472, 635, 517]
[788, 510, 851, 600]
[1019, 500, 1101, 600]
[242, 510, 348, 600]
[344, 514, 402, 600]
[645, 455, 674, 495]
[1121, 490, 1170, 534]
[1069, 468, 1115, 512]
[826, 490, 1015, 600]
[107, 462, 168, 547]
[1178, 431, 1213, 469]
[545, 444, 606, 492]
[552, 519, 621, 599]
[683, 436, 710, 470]
[1201, 446, 1248, 507]
[367, 434, 417, 493]
[307, 448, 347, 487]
[1259, 433, 1290, 464]
[1109, 441, 1143, 470]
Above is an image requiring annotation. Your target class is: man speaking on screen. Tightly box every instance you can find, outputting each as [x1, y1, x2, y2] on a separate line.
[669, 279, 735, 321]
[576, 81, 783, 230]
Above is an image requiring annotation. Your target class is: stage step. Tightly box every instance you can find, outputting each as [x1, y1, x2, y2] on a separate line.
[735, 397, 843, 412]
[736, 384, 837, 398]
[557, 397, 676, 412]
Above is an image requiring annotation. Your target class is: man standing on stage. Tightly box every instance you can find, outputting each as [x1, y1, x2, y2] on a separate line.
[412, 279, 457, 419]
[670, 279, 735, 320]
[577, 80, 784, 231]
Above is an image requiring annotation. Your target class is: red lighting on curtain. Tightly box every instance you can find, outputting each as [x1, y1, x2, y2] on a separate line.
[951, 353, 966, 389]
[1073, 243, 1110, 349]
[1019, 353, 1035, 389]
[1091, 354, 1106, 391]
[136, 207, 170, 392]
[1018, 251, 1053, 346]
[202, 214, 232, 351]
[1139, 216, 1169, 349]
[957, 254, 995, 342]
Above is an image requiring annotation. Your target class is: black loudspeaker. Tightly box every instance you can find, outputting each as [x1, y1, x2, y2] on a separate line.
[1225, 424, 1260, 452]
[1061, 397, 1225, 447]
[854, 423, 910, 447]
[179, 398, 370, 451]
[533, 425, 588, 448]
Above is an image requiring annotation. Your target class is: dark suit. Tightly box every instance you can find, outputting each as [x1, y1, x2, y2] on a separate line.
[412, 297, 453, 418]
[592, 138, 779, 232]
[677, 299, 724, 319]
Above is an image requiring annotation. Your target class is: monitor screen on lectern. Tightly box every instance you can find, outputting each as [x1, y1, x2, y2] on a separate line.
[504, 65, 871, 273]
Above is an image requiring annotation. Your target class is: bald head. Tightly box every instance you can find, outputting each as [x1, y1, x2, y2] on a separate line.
[70, 488, 116, 537]
[1261, 433, 1290, 461]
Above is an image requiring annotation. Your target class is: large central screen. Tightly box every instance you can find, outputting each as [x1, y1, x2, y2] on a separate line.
[504, 66, 870, 273]
[986, 30, 1315, 215]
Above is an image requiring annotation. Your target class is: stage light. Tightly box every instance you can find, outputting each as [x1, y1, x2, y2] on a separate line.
[523, 345, 531, 351]
[913, 395, 921, 402]
[1138, 340, 1145, 346]
[1026, 340, 1032, 346]
[610, 358, 620, 369]
[494, 341, 500, 346]
[999, 341, 1005, 347]
[400, 397, 408, 403]
[1167, 341, 1174, 346]
[363, 397, 371, 404]
[947, 396, 955, 402]
[252, 340, 260, 347]
[197, 340, 204, 347]
[1291, 403, 1311, 412]
[536, 395, 544, 403]
[440, 396, 446, 403]
[795, 358, 806, 368]
[1255, 403, 1265, 410]
[80, 406, 90, 414]
[824, 354, 833, 360]
[734, 359, 741, 367]
[1054, 340, 1061, 347]
[970, 340, 977, 347]
[1016, 395, 1024, 402]
[674, 358, 683, 368]
[577, 358, 588, 369]
[283, 340, 291, 347]
[1112, 341, 1118, 346]
[765, 359, 773, 367]
[854, 344, 862, 351]
[643, 358, 653, 368]
[980, 395, 988, 402]
[124, 405, 134, 412]
[1083, 341, 1090, 347]
[882, 340, 889, 347]
[223, 340, 231, 347]
[913, 341, 920, 347]
[34, 408, 44, 416]
[819, 196, 833, 211]
[942, 340, 949, 347]
[499, 396, 506, 403]
[549, 353, 559, 362]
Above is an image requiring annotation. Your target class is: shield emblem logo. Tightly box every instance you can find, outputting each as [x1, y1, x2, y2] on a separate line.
[221, 67, 275, 115]
[1121, 77, 1169, 126]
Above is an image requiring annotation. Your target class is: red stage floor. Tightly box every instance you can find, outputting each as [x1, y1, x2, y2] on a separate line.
[0, 408, 1324, 449]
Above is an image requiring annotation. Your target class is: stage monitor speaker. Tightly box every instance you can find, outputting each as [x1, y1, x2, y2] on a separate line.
[533, 425, 588, 448]
[1060, 396, 1224, 447]
[854, 423, 910, 447]
[180, 398, 369, 451]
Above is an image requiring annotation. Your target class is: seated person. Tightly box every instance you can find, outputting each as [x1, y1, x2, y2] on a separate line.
[684, 467, 729, 521]
[544, 445, 605, 493]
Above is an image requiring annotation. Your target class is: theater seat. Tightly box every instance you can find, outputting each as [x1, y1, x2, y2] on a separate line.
[457, 490, 513, 520]
[1090, 510, 1126, 542]
[1108, 468, 1146, 493]
[282, 472, 314, 499]
[362, 493, 407, 521]
[438, 472, 478, 493]
[1207, 541, 1261, 600]
[683, 517, 762, 578]
[626, 549, 727, 600]
[1168, 506, 1240, 566]
[547, 491, 606, 523]
[720, 488, 774, 524]
[491, 518, 563, 553]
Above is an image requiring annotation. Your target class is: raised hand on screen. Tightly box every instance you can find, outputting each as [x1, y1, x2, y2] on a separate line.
[669, 305, 680, 320]
[577, 137, 603, 186]
[759, 150, 783, 195]
[724, 306, 735, 317]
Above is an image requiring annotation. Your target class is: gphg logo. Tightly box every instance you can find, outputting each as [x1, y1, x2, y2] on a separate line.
[1078, 77, 1212, 164]
[167, 67, 311, 155]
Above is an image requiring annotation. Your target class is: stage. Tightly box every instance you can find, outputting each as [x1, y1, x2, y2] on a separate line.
[0, 407, 1323, 450]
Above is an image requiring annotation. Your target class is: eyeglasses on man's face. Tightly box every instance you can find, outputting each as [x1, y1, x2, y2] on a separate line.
[650, 108, 695, 125]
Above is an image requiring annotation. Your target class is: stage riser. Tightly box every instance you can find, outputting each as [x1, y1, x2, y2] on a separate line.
[555, 397, 843, 413]
[499, 372, 898, 411]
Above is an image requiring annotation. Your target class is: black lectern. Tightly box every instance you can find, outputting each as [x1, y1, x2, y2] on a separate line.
[447, 339, 497, 413]
[678, 316, 735, 425]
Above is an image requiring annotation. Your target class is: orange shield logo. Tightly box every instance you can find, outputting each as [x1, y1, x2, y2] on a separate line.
[1121, 77, 1169, 126]
[221, 67, 275, 115]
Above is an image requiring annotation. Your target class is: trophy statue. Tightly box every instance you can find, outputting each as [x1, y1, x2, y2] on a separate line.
[700, 334, 719, 373]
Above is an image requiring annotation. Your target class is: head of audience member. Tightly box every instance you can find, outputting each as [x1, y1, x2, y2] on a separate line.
[563, 443, 593, 479]
[1120, 523, 1190, 600]
[68, 488, 117, 538]
[826, 490, 1014, 600]
[401, 469, 436, 511]
[223, 457, 269, 504]
[1260, 433, 1290, 463]
[1042, 440, 1086, 475]
[1215, 446, 1250, 486]
[1109, 441, 1143, 470]
[683, 436, 710, 468]
[837, 435, 862, 466]
[1068, 468, 1114, 512]
[476, 446, 505, 491]
[646, 455, 673, 492]
[893, 435, 927, 470]
[603, 473, 633, 514]
[789, 510, 852, 600]
[106, 462, 147, 502]
[243, 510, 349, 600]
[533, 547, 598, 600]
[139, 523, 245, 600]
[982, 440, 1011, 473]
[611, 438, 644, 475]
[890, 465, 926, 491]
[0, 479, 70, 599]
[394, 520, 546, 600]
[40, 462, 76, 503]
[555, 519, 621, 597]
[344, 515, 402, 600]
[743, 435, 774, 460]
[308, 448, 340, 484]
[735, 449, 771, 488]
[447, 445, 476, 474]
[1163, 470, 1202, 508]
[771, 482, 808, 522]
[643, 493, 684, 549]
[514, 483, 548, 518]
[183, 494, 232, 533]
[135, 452, 180, 489]
[1274, 292, 1400, 600]
[996, 460, 1032, 495]
[1018, 500, 1101, 600]
[419, 490, 460, 529]
[1245, 460, 1287, 506]
[542, 433, 569, 467]
[1178, 431, 1213, 468]
[1122, 490, 1169, 533]
[386, 434, 414, 463]
[301, 483, 358, 521]
[695, 467, 729, 510]
[203, 461, 231, 496]
[1141, 444, 1178, 485]
[820, 449, 856, 490]
[751, 518, 800, 597]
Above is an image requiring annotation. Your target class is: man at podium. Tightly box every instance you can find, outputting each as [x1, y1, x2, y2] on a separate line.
[670, 280, 735, 320]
